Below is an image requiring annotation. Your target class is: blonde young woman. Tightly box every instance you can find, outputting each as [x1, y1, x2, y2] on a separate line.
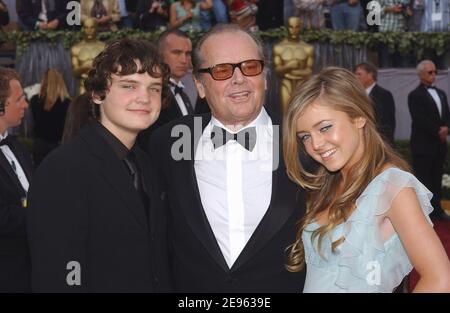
[30, 69, 70, 166]
[283, 67, 450, 292]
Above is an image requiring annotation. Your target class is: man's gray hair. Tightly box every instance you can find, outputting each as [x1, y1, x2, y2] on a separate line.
[417, 60, 435, 73]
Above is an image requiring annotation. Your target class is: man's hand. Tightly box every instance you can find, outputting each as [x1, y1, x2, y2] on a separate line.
[150, 1, 160, 13]
[405, 6, 413, 17]
[38, 22, 48, 30]
[439, 126, 449, 142]
[47, 19, 59, 30]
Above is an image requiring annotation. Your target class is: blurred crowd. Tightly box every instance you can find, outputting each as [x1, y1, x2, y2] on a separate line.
[0, 1, 447, 34]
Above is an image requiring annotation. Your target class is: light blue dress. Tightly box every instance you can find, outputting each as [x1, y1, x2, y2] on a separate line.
[302, 168, 434, 293]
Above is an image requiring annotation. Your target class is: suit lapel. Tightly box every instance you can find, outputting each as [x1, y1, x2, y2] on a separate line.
[0, 136, 32, 196]
[421, 85, 441, 119]
[135, 148, 154, 227]
[0, 151, 25, 197]
[8, 137, 33, 182]
[168, 93, 183, 119]
[437, 90, 450, 123]
[171, 114, 229, 271]
[80, 126, 148, 231]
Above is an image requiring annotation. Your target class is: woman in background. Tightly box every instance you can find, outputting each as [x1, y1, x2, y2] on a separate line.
[61, 93, 95, 144]
[30, 69, 70, 166]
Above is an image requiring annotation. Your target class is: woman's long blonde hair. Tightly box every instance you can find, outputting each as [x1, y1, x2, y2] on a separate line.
[40, 69, 70, 111]
[283, 67, 409, 272]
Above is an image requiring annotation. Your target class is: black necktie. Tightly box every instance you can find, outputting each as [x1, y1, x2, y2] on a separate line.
[123, 152, 141, 191]
[123, 152, 149, 216]
[427, 85, 436, 90]
[171, 83, 194, 115]
[211, 125, 257, 151]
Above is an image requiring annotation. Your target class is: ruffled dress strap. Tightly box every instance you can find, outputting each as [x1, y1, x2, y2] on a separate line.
[335, 168, 434, 292]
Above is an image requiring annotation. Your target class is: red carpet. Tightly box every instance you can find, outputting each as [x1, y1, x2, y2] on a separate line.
[408, 218, 450, 291]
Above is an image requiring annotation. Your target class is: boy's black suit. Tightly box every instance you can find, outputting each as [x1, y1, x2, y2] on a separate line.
[27, 123, 171, 292]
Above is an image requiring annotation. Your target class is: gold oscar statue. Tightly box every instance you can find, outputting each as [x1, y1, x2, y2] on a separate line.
[71, 18, 106, 95]
[273, 16, 314, 115]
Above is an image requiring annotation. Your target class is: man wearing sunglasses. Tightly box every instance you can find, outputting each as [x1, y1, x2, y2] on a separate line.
[408, 60, 450, 220]
[148, 24, 306, 292]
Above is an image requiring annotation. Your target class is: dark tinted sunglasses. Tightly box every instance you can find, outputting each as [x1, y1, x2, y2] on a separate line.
[198, 59, 265, 81]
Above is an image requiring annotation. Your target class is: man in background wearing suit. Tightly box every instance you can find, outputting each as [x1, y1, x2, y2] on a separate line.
[149, 24, 306, 292]
[138, 28, 209, 146]
[157, 29, 196, 125]
[408, 60, 450, 220]
[27, 38, 172, 292]
[0, 67, 32, 292]
[355, 62, 396, 145]
[158, 28, 210, 124]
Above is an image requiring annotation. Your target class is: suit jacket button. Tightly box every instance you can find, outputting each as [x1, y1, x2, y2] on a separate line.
[160, 192, 166, 200]
[153, 277, 159, 284]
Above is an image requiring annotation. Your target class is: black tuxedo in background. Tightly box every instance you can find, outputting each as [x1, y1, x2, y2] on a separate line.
[27, 123, 171, 292]
[408, 84, 450, 214]
[148, 113, 306, 292]
[17, 0, 69, 30]
[158, 90, 209, 127]
[0, 136, 33, 292]
[369, 84, 396, 145]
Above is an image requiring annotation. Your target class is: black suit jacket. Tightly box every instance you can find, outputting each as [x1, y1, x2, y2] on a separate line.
[369, 84, 396, 144]
[27, 124, 171, 292]
[148, 113, 306, 292]
[408, 84, 450, 156]
[0, 136, 33, 292]
[17, 0, 68, 30]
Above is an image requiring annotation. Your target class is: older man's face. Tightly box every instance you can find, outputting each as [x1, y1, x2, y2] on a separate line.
[195, 31, 266, 128]
[419, 62, 437, 86]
